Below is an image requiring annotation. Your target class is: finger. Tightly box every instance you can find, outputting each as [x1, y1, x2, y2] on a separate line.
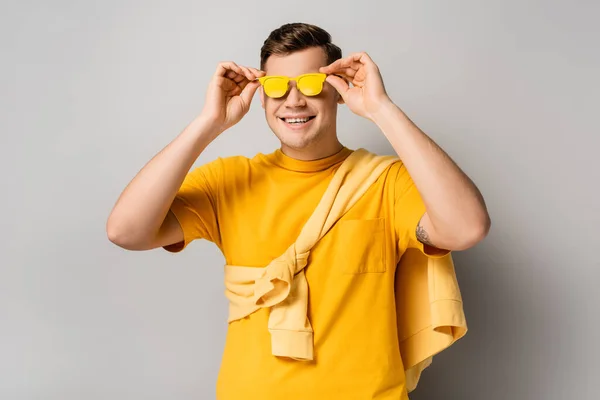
[225, 70, 246, 84]
[215, 61, 243, 77]
[222, 64, 257, 88]
[236, 67, 259, 92]
[248, 67, 266, 80]
[239, 66, 260, 82]
[226, 67, 263, 93]
[339, 59, 362, 71]
[325, 75, 350, 101]
[329, 67, 357, 79]
[320, 59, 361, 74]
[320, 59, 342, 73]
[239, 80, 261, 107]
[324, 52, 375, 71]
[215, 76, 239, 94]
[237, 78, 250, 92]
[349, 51, 375, 66]
[218, 62, 248, 86]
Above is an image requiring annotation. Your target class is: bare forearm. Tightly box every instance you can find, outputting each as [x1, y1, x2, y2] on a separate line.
[373, 101, 490, 248]
[106, 115, 221, 247]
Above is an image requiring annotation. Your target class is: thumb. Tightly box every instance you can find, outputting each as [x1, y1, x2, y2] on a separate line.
[326, 75, 350, 101]
[240, 80, 261, 109]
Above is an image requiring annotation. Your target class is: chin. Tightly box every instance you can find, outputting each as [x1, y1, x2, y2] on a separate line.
[277, 131, 320, 150]
[269, 124, 316, 149]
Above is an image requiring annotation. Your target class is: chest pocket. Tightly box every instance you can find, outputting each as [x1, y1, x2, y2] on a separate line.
[336, 218, 386, 274]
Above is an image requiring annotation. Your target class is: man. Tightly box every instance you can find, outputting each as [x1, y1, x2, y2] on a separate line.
[107, 22, 490, 399]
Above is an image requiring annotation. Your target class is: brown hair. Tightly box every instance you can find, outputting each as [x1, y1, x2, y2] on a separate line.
[260, 23, 342, 70]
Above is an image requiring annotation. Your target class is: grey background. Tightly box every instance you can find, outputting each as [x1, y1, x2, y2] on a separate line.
[1, 0, 599, 399]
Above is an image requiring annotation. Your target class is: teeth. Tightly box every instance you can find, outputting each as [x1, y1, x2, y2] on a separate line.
[284, 117, 311, 124]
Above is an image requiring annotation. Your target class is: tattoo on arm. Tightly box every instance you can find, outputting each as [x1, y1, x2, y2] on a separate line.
[416, 219, 435, 247]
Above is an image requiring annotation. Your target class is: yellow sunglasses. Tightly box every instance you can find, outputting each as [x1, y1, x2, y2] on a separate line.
[257, 73, 327, 98]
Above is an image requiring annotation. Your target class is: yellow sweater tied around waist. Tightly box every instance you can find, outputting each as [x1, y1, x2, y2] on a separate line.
[223, 148, 467, 392]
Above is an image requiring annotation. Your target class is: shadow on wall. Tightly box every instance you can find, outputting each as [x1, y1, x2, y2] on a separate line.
[408, 241, 554, 400]
[360, 133, 569, 399]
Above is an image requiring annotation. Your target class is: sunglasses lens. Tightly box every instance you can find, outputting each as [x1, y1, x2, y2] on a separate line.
[264, 78, 288, 98]
[298, 75, 324, 96]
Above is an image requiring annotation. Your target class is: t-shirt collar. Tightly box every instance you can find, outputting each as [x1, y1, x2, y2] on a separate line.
[270, 146, 353, 172]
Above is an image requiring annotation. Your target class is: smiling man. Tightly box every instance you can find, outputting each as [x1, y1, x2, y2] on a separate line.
[257, 49, 343, 160]
[107, 22, 490, 399]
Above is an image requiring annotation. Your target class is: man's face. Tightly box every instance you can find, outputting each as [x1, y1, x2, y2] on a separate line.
[260, 47, 342, 153]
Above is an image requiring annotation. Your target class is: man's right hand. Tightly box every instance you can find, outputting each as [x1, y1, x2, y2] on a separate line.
[201, 62, 265, 134]
[106, 62, 265, 251]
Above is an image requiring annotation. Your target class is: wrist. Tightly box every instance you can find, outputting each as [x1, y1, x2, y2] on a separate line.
[371, 98, 401, 127]
[193, 113, 225, 141]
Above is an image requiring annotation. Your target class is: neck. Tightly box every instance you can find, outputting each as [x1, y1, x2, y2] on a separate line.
[280, 137, 344, 161]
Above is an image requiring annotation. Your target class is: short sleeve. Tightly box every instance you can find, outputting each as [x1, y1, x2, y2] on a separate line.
[393, 162, 450, 258]
[163, 159, 222, 253]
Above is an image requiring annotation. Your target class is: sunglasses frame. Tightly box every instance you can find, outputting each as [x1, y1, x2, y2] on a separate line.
[257, 73, 327, 98]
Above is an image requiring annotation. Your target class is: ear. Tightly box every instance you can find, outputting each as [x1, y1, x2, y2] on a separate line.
[259, 86, 265, 109]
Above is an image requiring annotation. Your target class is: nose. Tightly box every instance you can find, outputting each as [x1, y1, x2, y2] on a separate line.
[283, 83, 307, 108]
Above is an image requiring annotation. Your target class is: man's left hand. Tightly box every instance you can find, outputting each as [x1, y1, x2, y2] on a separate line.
[319, 52, 392, 122]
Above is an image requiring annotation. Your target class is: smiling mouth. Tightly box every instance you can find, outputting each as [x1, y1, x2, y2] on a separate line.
[278, 116, 316, 125]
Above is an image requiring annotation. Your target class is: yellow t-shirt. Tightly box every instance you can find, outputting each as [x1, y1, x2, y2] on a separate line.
[165, 147, 441, 400]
